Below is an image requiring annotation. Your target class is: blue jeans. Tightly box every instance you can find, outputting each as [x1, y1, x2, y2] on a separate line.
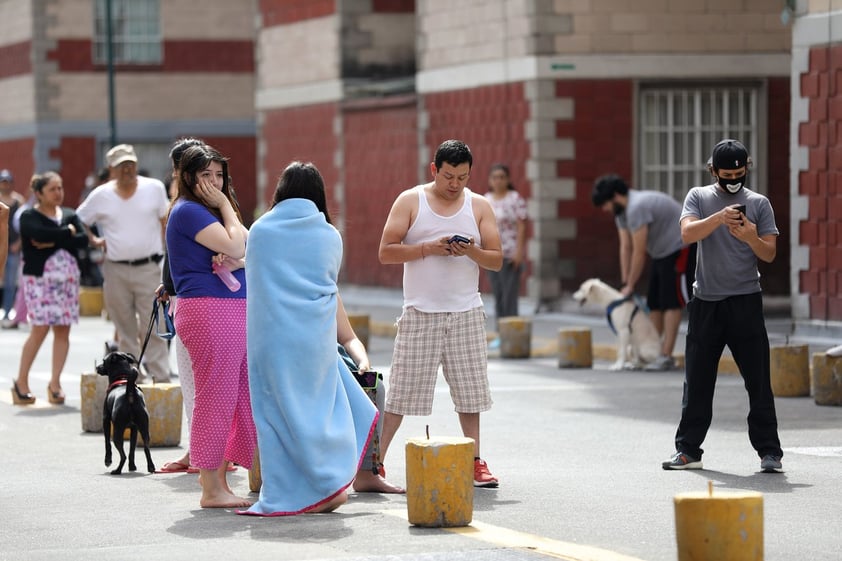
[2, 251, 20, 317]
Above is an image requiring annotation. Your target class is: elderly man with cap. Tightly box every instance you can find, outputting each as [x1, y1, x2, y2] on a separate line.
[662, 139, 784, 474]
[1, 169, 26, 323]
[77, 144, 171, 382]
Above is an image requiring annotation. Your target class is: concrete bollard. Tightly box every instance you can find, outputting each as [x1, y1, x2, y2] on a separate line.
[769, 344, 810, 397]
[405, 436, 474, 527]
[674, 485, 763, 561]
[80, 373, 183, 446]
[78, 286, 104, 317]
[558, 327, 592, 368]
[498, 317, 531, 358]
[347, 314, 370, 350]
[811, 353, 842, 406]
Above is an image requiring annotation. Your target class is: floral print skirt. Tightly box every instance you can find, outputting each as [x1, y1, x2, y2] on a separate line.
[22, 249, 80, 326]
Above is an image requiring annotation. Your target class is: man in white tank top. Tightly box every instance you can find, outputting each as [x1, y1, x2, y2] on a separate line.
[378, 140, 503, 488]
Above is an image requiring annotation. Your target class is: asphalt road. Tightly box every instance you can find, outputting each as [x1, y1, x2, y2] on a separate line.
[1, 287, 841, 561]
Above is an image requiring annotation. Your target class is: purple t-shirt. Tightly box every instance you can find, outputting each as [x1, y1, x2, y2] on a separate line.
[166, 199, 246, 299]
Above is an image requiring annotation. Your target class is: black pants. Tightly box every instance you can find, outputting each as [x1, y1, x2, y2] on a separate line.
[675, 292, 782, 459]
[487, 259, 522, 323]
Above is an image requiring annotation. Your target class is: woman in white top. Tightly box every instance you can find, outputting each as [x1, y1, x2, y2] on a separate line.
[484, 164, 527, 336]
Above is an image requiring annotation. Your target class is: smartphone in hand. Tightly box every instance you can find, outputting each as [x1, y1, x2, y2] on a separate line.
[448, 234, 471, 245]
[735, 204, 746, 225]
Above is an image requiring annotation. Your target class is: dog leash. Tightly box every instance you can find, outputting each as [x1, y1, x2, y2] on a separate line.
[137, 298, 173, 366]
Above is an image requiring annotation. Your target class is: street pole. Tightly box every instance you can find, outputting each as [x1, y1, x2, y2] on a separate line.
[105, 0, 116, 147]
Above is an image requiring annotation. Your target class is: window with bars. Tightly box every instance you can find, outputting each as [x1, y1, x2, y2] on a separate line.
[638, 85, 760, 201]
[93, 0, 161, 65]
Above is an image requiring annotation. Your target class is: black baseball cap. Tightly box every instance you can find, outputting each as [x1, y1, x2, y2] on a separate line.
[711, 139, 749, 170]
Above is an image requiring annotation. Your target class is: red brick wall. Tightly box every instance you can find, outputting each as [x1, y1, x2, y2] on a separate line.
[762, 77, 791, 296]
[0, 138, 35, 196]
[49, 137, 96, 205]
[260, 0, 335, 27]
[200, 136, 257, 224]
[799, 45, 842, 320]
[0, 41, 32, 78]
[424, 83, 531, 293]
[49, 39, 254, 72]
[372, 0, 414, 12]
[342, 96, 418, 287]
[555, 79, 633, 289]
[260, 102, 338, 214]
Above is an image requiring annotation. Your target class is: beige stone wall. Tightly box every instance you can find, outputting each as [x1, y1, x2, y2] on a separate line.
[350, 13, 415, 68]
[258, 15, 339, 89]
[0, 76, 36, 123]
[161, 1, 254, 39]
[416, 0, 790, 70]
[554, 0, 790, 53]
[807, 0, 842, 14]
[51, 73, 255, 121]
[0, 0, 33, 44]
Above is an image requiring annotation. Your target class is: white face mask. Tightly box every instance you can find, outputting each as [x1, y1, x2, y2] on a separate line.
[717, 173, 747, 194]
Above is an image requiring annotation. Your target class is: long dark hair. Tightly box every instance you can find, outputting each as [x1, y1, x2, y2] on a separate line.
[270, 161, 332, 224]
[30, 171, 62, 194]
[168, 144, 242, 224]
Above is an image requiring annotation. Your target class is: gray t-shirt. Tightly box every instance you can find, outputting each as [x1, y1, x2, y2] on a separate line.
[681, 184, 778, 301]
[615, 190, 683, 259]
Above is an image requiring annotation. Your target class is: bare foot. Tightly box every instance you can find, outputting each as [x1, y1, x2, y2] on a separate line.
[352, 471, 406, 494]
[306, 491, 348, 513]
[200, 491, 253, 509]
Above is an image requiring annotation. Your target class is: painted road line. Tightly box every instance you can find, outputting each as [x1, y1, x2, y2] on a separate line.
[382, 510, 648, 561]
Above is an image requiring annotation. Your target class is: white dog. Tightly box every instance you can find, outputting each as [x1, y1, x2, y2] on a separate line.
[572, 278, 661, 371]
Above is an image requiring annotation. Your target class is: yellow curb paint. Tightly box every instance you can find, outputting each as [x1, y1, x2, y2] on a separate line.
[381, 509, 648, 561]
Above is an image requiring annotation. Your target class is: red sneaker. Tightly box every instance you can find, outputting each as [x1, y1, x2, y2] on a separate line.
[473, 458, 499, 488]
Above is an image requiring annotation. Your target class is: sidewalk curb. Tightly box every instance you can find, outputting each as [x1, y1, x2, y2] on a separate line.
[372, 320, 740, 374]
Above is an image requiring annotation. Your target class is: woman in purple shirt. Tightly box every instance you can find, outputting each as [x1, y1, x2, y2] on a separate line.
[166, 145, 256, 508]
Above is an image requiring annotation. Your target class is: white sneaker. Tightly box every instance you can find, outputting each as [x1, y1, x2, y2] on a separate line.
[645, 355, 676, 371]
[826, 344, 842, 358]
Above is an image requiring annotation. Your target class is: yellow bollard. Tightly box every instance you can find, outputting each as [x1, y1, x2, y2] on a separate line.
[557, 327, 592, 368]
[498, 317, 531, 358]
[405, 435, 474, 527]
[674, 483, 763, 561]
[80, 373, 110, 432]
[78, 286, 104, 317]
[347, 314, 370, 349]
[769, 344, 810, 397]
[811, 352, 842, 406]
[137, 383, 183, 446]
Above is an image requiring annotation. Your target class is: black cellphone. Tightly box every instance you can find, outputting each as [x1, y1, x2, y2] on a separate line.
[448, 234, 471, 244]
[735, 204, 746, 215]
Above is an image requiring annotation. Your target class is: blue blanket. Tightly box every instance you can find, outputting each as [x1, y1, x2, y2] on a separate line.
[242, 198, 377, 516]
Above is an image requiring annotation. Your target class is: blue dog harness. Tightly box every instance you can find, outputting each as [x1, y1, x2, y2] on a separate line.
[605, 295, 648, 335]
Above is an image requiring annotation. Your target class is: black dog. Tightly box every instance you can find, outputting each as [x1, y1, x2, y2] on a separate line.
[96, 351, 155, 475]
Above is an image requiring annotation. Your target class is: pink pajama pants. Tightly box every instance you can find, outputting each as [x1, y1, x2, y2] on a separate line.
[174, 297, 256, 470]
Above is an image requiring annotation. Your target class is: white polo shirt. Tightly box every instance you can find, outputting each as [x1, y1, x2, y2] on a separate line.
[76, 176, 168, 262]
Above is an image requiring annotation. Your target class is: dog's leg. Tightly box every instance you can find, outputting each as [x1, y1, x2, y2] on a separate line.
[138, 411, 155, 473]
[614, 330, 630, 370]
[128, 426, 138, 472]
[103, 409, 112, 468]
[112, 427, 127, 475]
[610, 330, 628, 371]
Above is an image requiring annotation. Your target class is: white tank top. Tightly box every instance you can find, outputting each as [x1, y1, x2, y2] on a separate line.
[403, 186, 483, 312]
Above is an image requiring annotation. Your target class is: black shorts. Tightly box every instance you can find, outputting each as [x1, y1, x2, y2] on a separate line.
[647, 244, 696, 311]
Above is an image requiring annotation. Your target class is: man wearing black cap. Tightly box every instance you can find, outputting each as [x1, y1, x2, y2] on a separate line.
[662, 139, 784, 474]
